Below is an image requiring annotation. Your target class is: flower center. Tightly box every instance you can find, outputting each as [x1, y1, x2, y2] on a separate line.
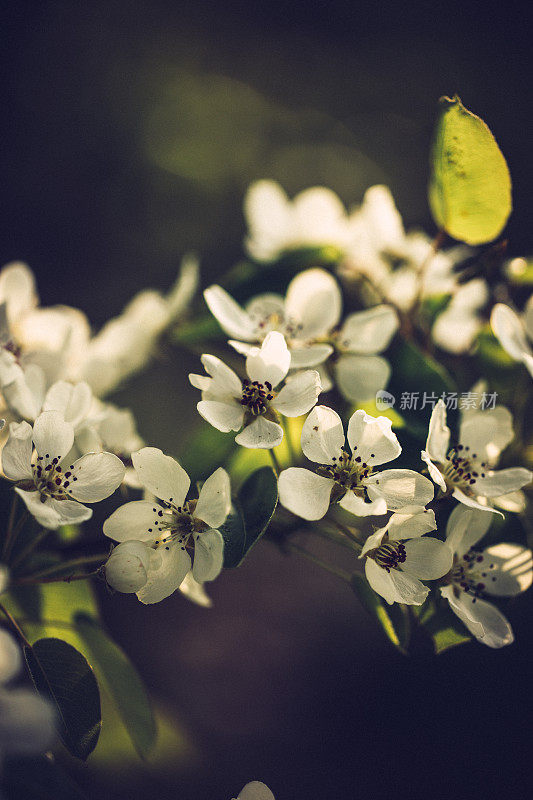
[31, 455, 77, 501]
[254, 311, 303, 342]
[371, 541, 407, 572]
[240, 379, 275, 416]
[449, 549, 498, 601]
[2, 339, 21, 361]
[317, 449, 374, 498]
[147, 499, 207, 552]
[441, 445, 487, 494]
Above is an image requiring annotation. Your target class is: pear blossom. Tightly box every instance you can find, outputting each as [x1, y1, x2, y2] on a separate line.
[244, 180, 357, 262]
[359, 506, 452, 605]
[278, 406, 434, 520]
[491, 296, 533, 377]
[205, 269, 399, 403]
[440, 505, 533, 647]
[235, 782, 275, 800]
[421, 399, 532, 514]
[0, 629, 55, 764]
[431, 278, 489, 354]
[103, 447, 231, 604]
[189, 332, 321, 449]
[1, 410, 125, 529]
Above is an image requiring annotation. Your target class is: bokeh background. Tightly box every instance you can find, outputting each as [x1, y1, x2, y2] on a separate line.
[1, 2, 532, 798]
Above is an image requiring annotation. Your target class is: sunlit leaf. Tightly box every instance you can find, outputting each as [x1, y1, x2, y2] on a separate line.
[351, 574, 410, 654]
[74, 613, 157, 759]
[24, 638, 101, 760]
[429, 95, 512, 245]
[414, 597, 471, 654]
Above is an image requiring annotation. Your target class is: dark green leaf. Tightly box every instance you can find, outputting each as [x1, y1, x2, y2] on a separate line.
[220, 467, 278, 567]
[24, 638, 101, 760]
[351, 574, 409, 654]
[73, 613, 156, 759]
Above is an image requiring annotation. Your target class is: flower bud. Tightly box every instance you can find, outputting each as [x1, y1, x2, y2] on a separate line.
[105, 540, 151, 593]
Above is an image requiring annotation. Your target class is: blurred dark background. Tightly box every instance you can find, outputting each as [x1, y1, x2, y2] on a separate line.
[1, 1, 532, 798]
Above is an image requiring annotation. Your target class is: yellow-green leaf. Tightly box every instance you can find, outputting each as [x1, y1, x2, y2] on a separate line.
[429, 95, 512, 245]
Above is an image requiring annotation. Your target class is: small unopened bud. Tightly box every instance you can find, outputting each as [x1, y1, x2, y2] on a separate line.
[105, 540, 151, 593]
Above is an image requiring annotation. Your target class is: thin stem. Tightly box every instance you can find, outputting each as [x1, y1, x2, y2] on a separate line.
[328, 518, 363, 550]
[18, 553, 107, 582]
[287, 542, 352, 582]
[0, 600, 31, 648]
[309, 524, 359, 552]
[281, 416, 296, 464]
[10, 528, 51, 570]
[268, 448, 281, 475]
[2, 493, 19, 560]
[15, 570, 100, 586]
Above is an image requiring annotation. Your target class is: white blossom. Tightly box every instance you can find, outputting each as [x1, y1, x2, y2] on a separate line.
[491, 296, 533, 377]
[278, 405, 434, 520]
[189, 332, 321, 449]
[431, 278, 488, 354]
[421, 399, 532, 514]
[1, 410, 125, 529]
[441, 505, 533, 647]
[0, 629, 55, 763]
[205, 269, 398, 403]
[244, 180, 357, 262]
[359, 506, 452, 605]
[104, 447, 230, 604]
[235, 782, 275, 800]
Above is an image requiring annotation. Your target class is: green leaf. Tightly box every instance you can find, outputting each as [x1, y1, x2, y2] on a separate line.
[414, 597, 471, 654]
[351, 574, 409, 654]
[220, 467, 278, 568]
[73, 613, 156, 759]
[429, 95, 512, 245]
[180, 423, 236, 483]
[24, 638, 101, 760]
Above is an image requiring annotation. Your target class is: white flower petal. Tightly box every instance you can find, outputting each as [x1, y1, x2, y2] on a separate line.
[2, 421, 33, 481]
[284, 268, 342, 339]
[481, 543, 532, 596]
[195, 468, 231, 528]
[403, 537, 453, 579]
[271, 370, 321, 417]
[475, 467, 532, 498]
[338, 491, 387, 517]
[441, 586, 513, 648]
[432, 307, 482, 354]
[132, 447, 190, 505]
[0, 262, 38, 323]
[2, 364, 46, 421]
[278, 467, 333, 520]
[445, 505, 492, 556]
[192, 529, 225, 582]
[300, 405, 344, 465]
[386, 506, 436, 540]
[165, 252, 199, 321]
[203, 286, 257, 340]
[136, 544, 191, 604]
[346, 409, 401, 466]
[491, 303, 532, 361]
[200, 354, 243, 398]
[246, 331, 290, 387]
[197, 400, 244, 433]
[15, 488, 92, 529]
[105, 540, 152, 593]
[425, 399, 450, 462]
[459, 406, 514, 465]
[69, 452, 125, 502]
[32, 411, 74, 461]
[235, 417, 283, 449]
[366, 469, 434, 509]
[365, 558, 428, 606]
[452, 488, 502, 516]
[338, 305, 399, 354]
[42, 381, 93, 428]
[421, 450, 447, 491]
[334, 354, 391, 403]
[359, 527, 387, 557]
[103, 500, 163, 543]
[0, 629, 21, 683]
[178, 572, 212, 607]
[237, 782, 275, 800]
[288, 344, 333, 368]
